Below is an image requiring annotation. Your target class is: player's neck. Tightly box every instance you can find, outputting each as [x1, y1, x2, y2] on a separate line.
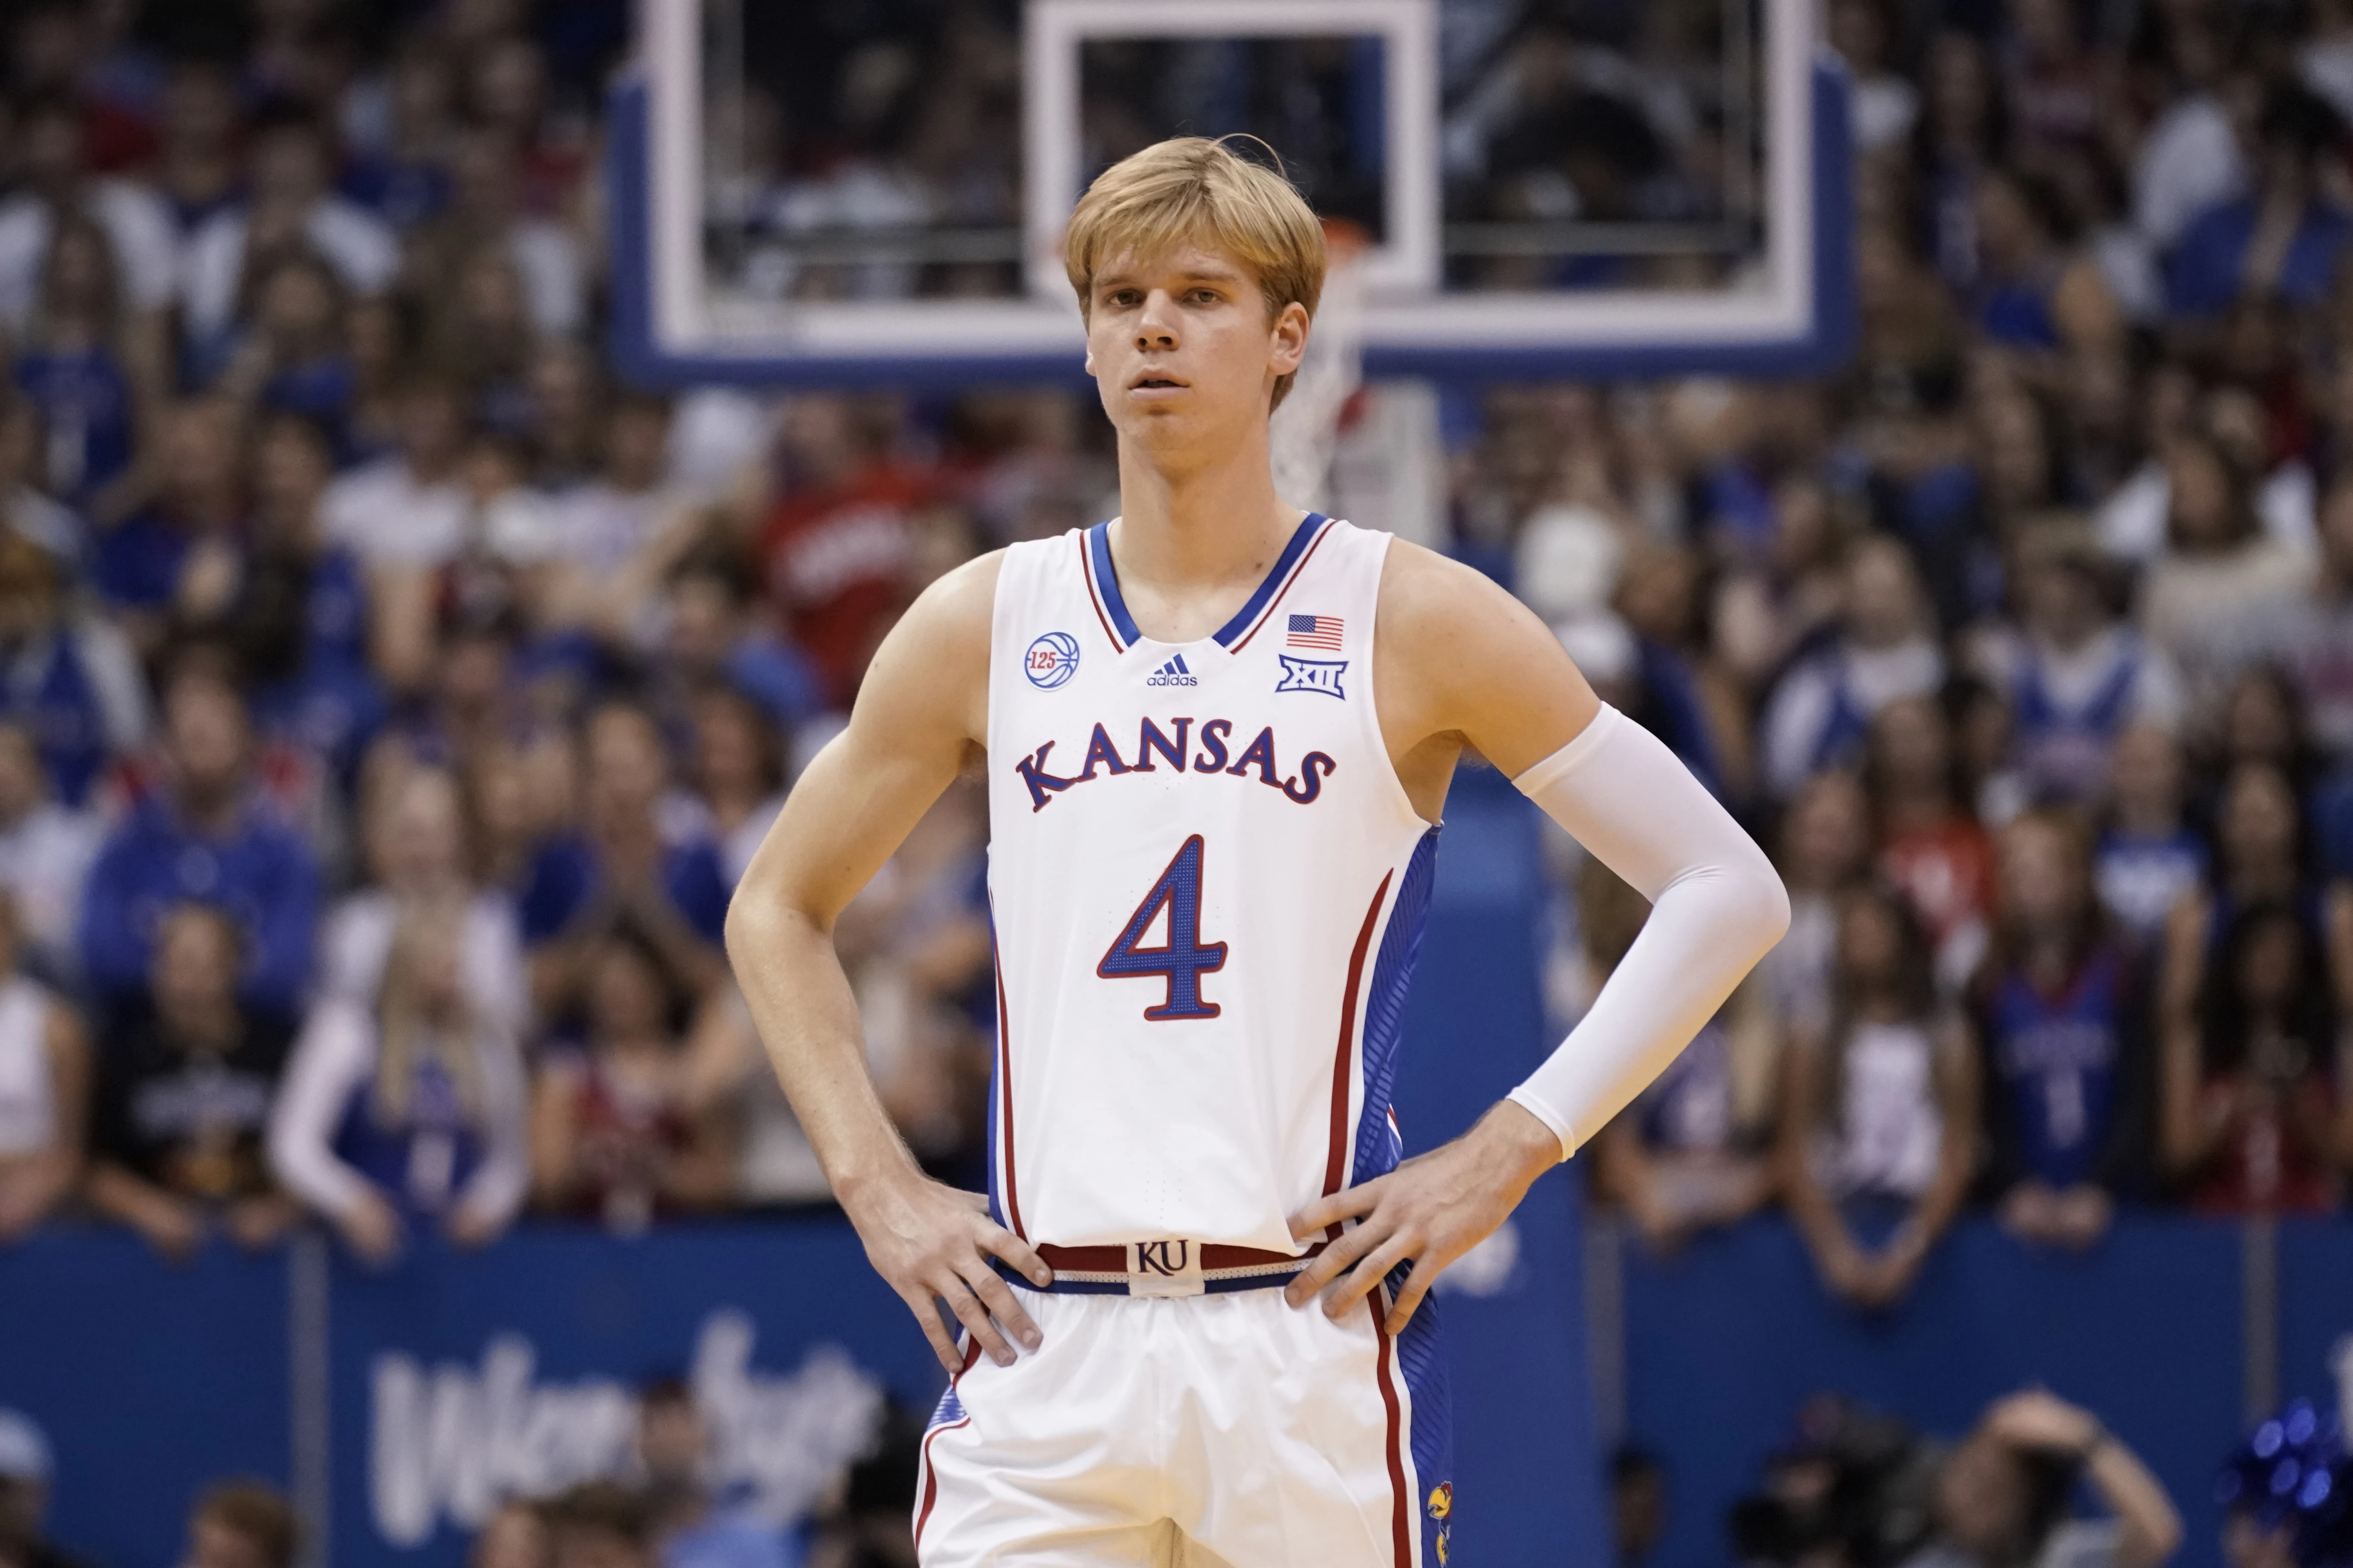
[1111, 426, 1297, 591]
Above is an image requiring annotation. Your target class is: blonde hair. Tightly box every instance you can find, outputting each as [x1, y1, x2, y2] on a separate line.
[1064, 137, 1327, 411]
[372, 894, 485, 1127]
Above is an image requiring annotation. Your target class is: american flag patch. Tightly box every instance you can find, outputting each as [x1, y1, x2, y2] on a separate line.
[1286, 614, 1344, 650]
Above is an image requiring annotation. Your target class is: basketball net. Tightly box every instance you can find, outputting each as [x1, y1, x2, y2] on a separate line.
[1269, 219, 1370, 514]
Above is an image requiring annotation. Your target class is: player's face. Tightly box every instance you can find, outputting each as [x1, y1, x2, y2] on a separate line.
[1082, 243, 1307, 454]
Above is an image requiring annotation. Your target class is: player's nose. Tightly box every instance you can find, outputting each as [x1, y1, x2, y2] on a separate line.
[1132, 289, 1180, 348]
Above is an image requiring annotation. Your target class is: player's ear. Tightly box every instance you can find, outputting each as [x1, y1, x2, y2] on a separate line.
[1269, 300, 1309, 378]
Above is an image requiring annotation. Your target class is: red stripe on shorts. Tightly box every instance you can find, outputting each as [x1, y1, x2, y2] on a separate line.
[914, 1339, 986, 1549]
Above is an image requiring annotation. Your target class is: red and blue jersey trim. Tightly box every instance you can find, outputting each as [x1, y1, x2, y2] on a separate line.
[1227, 516, 1339, 650]
[1216, 513, 1332, 647]
[1079, 514, 1333, 654]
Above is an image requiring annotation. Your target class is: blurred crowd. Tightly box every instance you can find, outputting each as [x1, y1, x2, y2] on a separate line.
[1545, 0, 2353, 1314]
[0, 0, 1127, 1268]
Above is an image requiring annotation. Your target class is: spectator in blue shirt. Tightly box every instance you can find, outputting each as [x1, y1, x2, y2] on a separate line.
[2096, 724, 2209, 949]
[651, 548, 824, 746]
[92, 396, 246, 657]
[0, 529, 147, 807]
[78, 655, 319, 1023]
[1973, 809, 2149, 1250]
[2166, 85, 2353, 323]
[11, 213, 153, 526]
[337, 46, 456, 232]
[1971, 166, 2123, 357]
[0, 392, 82, 567]
[521, 701, 729, 1018]
[229, 415, 385, 791]
[268, 891, 529, 1264]
[208, 252, 358, 460]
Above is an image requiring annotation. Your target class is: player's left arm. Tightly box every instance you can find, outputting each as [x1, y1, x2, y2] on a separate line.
[1286, 542, 1790, 1331]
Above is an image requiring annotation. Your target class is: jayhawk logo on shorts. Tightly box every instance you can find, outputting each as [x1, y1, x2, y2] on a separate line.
[1437, 1525, 1452, 1564]
[1428, 1482, 1453, 1521]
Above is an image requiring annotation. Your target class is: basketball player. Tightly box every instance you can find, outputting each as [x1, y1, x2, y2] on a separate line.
[727, 138, 1791, 1568]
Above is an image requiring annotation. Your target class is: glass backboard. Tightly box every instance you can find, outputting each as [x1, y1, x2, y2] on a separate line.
[609, 0, 1850, 385]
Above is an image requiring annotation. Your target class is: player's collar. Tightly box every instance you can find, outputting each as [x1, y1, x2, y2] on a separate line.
[1084, 513, 1330, 653]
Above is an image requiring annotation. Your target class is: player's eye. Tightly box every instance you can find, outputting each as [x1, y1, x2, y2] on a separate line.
[1106, 288, 1141, 308]
[1190, 289, 1221, 304]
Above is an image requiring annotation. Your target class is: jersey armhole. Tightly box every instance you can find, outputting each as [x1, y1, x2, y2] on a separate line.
[1363, 530, 1442, 833]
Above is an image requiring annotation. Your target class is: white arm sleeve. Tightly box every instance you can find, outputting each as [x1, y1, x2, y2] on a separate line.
[268, 1002, 378, 1218]
[1506, 705, 1791, 1159]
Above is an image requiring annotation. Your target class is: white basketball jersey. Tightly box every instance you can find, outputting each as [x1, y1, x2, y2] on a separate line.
[984, 514, 1439, 1254]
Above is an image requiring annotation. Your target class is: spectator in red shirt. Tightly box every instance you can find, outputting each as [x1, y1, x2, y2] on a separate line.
[755, 394, 933, 709]
[2155, 760, 2353, 1211]
[1868, 692, 1997, 993]
[2163, 898, 2342, 1213]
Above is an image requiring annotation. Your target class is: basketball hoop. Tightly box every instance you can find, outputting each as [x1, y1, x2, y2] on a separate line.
[1269, 218, 1370, 514]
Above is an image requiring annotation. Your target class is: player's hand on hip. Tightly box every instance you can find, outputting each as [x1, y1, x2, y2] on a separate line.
[1282, 1100, 1560, 1334]
[848, 1170, 1054, 1373]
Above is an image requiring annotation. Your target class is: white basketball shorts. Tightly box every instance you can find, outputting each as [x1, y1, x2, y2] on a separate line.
[912, 1283, 1453, 1567]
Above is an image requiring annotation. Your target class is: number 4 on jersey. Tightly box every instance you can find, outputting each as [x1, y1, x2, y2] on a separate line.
[1098, 834, 1228, 1021]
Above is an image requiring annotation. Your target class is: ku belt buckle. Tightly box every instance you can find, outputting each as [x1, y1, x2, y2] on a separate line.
[1126, 1239, 1205, 1297]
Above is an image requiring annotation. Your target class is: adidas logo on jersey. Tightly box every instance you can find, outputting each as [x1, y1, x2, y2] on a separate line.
[1146, 654, 1199, 688]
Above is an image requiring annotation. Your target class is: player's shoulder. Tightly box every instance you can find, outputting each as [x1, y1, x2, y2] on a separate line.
[894, 545, 1010, 652]
[1375, 534, 1506, 599]
[853, 547, 1008, 742]
[1370, 534, 1599, 768]
[1374, 534, 1554, 658]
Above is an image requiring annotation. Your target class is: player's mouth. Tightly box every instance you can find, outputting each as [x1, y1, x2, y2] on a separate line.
[1128, 370, 1189, 399]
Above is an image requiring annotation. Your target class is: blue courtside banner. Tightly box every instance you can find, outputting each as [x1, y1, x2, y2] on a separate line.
[329, 1220, 944, 1566]
[0, 1229, 291, 1568]
[0, 1197, 2289, 1568]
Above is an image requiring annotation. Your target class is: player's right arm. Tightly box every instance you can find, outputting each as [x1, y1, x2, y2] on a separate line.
[725, 551, 1052, 1373]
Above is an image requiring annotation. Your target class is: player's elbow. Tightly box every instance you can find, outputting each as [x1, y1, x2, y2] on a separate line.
[1715, 845, 1791, 959]
[1749, 855, 1793, 948]
[722, 866, 782, 970]
[723, 858, 827, 970]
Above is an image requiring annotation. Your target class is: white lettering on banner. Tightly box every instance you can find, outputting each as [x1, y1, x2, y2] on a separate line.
[2332, 1334, 2353, 1431]
[369, 1310, 885, 1546]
